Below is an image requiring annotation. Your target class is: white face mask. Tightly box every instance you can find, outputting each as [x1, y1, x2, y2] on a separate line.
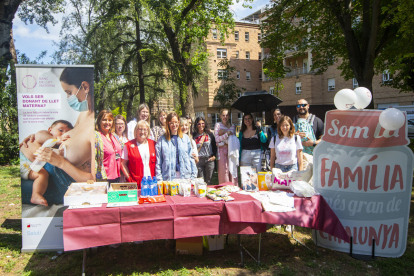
[67, 84, 88, 112]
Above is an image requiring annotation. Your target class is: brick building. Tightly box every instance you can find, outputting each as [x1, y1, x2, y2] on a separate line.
[241, 8, 414, 122]
[193, 22, 263, 128]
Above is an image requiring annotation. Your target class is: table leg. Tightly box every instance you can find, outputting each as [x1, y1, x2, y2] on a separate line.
[258, 233, 261, 265]
[237, 234, 244, 267]
[82, 248, 86, 276]
[291, 226, 314, 252]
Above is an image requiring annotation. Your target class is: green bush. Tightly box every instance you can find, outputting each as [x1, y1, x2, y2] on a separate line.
[0, 132, 19, 165]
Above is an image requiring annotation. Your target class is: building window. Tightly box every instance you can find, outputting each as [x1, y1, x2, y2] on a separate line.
[328, 78, 335, 91]
[295, 82, 301, 94]
[212, 29, 217, 39]
[258, 33, 261, 42]
[236, 71, 240, 79]
[353, 78, 358, 88]
[246, 71, 251, 81]
[218, 69, 227, 79]
[235, 51, 239, 59]
[211, 113, 220, 126]
[383, 70, 393, 83]
[237, 92, 242, 98]
[258, 52, 262, 61]
[217, 48, 227, 58]
[245, 32, 249, 41]
[238, 112, 243, 119]
[259, 73, 262, 80]
[269, 86, 275, 94]
[235, 31, 239, 41]
[195, 111, 204, 118]
[246, 51, 250, 60]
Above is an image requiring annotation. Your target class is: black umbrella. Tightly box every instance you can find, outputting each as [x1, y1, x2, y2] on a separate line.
[231, 90, 283, 113]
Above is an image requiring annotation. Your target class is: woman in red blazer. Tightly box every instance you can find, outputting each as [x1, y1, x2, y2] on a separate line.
[121, 120, 156, 188]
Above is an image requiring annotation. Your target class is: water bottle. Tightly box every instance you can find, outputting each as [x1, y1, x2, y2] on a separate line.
[141, 177, 148, 197]
[152, 176, 158, 196]
[148, 177, 154, 196]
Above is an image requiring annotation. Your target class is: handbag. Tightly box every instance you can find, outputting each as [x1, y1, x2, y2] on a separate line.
[261, 149, 271, 172]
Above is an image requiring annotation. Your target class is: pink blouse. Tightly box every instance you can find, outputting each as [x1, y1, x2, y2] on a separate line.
[101, 133, 122, 180]
[214, 122, 236, 143]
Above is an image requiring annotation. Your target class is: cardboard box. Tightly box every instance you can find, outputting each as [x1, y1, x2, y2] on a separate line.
[176, 237, 203, 255]
[108, 183, 138, 203]
[203, 235, 225, 251]
[258, 171, 272, 191]
[64, 182, 108, 206]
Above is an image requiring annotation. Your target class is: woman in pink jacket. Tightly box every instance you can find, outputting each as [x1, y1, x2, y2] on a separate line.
[214, 109, 237, 185]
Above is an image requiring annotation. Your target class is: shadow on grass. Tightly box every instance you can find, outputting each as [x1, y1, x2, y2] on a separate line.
[1, 218, 21, 232]
[0, 233, 22, 252]
[20, 232, 304, 275]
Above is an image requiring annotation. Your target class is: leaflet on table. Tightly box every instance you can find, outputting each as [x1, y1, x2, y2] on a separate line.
[17, 65, 95, 252]
[68, 204, 102, 209]
[107, 202, 139, 208]
[248, 191, 296, 212]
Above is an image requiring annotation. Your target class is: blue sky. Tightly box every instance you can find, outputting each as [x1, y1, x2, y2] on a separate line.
[13, 0, 270, 64]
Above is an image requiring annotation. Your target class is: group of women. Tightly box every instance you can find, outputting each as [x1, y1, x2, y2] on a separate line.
[95, 106, 304, 187]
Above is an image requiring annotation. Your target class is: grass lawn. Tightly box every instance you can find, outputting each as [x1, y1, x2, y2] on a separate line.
[0, 165, 414, 275]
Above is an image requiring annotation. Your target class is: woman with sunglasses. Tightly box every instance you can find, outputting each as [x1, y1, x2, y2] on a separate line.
[238, 113, 267, 173]
[193, 117, 217, 185]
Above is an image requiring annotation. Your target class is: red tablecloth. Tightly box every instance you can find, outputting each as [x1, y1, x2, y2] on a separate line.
[63, 183, 349, 251]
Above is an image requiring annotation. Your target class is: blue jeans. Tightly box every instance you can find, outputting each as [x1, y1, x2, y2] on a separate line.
[240, 149, 262, 173]
[275, 163, 298, 172]
[21, 163, 75, 205]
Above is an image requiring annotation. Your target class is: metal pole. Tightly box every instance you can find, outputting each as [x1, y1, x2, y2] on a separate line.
[258, 233, 262, 265]
[82, 248, 86, 276]
[238, 234, 244, 267]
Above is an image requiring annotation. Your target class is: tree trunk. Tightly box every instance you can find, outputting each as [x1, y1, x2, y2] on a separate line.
[0, 0, 21, 71]
[135, 3, 145, 104]
[183, 83, 194, 118]
[126, 87, 135, 121]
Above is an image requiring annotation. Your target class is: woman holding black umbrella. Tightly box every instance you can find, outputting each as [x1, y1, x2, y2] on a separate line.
[238, 113, 267, 173]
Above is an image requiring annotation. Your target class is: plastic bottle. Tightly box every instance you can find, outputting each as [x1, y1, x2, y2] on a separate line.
[141, 177, 148, 197]
[152, 176, 158, 196]
[30, 139, 59, 172]
[148, 177, 154, 196]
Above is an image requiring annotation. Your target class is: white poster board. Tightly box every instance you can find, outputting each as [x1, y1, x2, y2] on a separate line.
[16, 65, 94, 252]
[312, 110, 414, 257]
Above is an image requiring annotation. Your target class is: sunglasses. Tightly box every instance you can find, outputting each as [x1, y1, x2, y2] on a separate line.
[296, 104, 308, 108]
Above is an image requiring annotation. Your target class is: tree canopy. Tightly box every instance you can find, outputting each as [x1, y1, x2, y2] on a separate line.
[261, 0, 414, 104]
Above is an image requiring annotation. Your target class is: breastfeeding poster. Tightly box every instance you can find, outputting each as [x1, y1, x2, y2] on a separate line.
[16, 65, 94, 252]
[312, 110, 414, 257]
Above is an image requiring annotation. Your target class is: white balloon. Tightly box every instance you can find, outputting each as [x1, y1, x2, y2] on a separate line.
[379, 108, 405, 130]
[353, 87, 372, 109]
[334, 89, 356, 110]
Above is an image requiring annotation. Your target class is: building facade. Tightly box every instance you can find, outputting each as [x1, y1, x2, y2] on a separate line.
[242, 8, 413, 118]
[193, 22, 263, 128]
